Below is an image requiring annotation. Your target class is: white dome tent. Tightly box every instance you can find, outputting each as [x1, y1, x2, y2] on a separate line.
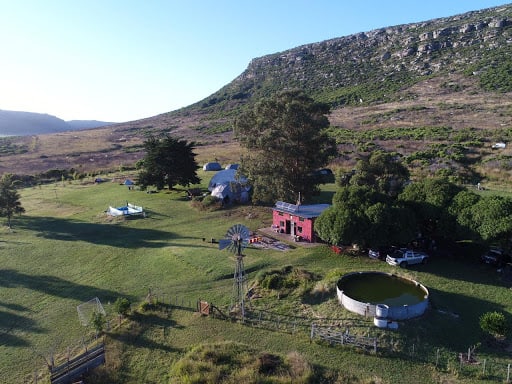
[208, 169, 250, 204]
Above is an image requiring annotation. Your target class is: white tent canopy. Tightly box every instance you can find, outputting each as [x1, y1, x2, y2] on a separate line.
[107, 203, 144, 217]
[208, 169, 248, 191]
[208, 169, 250, 203]
[203, 162, 222, 171]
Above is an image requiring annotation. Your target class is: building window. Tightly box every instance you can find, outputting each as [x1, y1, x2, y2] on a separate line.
[278, 212, 283, 216]
[299, 217, 305, 222]
[279, 221, 284, 227]
[297, 226, 303, 233]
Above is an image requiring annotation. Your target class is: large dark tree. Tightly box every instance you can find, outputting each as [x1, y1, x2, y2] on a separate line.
[398, 177, 462, 239]
[468, 195, 512, 245]
[350, 150, 410, 197]
[0, 173, 25, 229]
[315, 184, 416, 248]
[234, 89, 337, 204]
[137, 134, 200, 190]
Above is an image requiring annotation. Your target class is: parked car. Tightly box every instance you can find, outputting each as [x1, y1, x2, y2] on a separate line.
[368, 246, 396, 260]
[480, 247, 509, 267]
[368, 247, 383, 260]
[386, 248, 429, 267]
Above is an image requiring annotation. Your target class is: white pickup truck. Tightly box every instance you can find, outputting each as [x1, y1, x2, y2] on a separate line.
[386, 248, 429, 267]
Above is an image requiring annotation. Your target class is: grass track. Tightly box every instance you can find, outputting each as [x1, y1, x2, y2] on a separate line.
[0, 173, 511, 383]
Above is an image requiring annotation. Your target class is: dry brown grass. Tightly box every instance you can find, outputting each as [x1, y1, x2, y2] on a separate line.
[1, 74, 510, 181]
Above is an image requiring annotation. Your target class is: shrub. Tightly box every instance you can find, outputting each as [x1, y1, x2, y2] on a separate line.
[285, 351, 313, 382]
[190, 195, 222, 211]
[114, 297, 131, 317]
[479, 311, 509, 337]
[90, 311, 106, 335]
[261, 273, 282, 290]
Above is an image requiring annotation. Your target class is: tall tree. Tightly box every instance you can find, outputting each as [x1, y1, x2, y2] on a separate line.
[398, 177, 462, 239]
[315, 184, 415, 247]
[350, 150, 410, 197]
[0, 174, 25, 229]
[137, 134, 200, 190]
[234, 90, 337, 204]
[469, 195, 512, 245]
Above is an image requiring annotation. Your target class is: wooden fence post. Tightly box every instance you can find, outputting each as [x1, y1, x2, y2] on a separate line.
[507, 363, 510, 383]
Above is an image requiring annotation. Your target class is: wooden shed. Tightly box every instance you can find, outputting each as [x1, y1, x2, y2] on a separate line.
[272, 201, 330, 243]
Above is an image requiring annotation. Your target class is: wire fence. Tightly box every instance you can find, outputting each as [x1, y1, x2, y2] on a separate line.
[206, 301, 512, 383]
[33, 292, 512, 383]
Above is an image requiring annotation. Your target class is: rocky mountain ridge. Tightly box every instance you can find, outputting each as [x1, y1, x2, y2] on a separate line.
[222, 4, 512, 107]
[1, 3, 512, 179]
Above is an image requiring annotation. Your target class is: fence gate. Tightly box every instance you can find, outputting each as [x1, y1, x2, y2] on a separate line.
[199, 301, 210, 316]
[50, 343, 105, 384]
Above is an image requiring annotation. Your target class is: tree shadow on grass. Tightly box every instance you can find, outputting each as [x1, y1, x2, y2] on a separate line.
[108, 311, 181, 353]
[417, 257, 510, 287]
[0, 308, 44, 347]
[0, 269, 127, 346]
[0, 269, 124, 304]
[214, 263, 271, 281]
[398, 286, 509, 355]
[16, 216, 183, 248]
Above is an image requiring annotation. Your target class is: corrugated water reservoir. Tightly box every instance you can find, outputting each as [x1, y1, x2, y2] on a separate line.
[336, 271, 429, 320]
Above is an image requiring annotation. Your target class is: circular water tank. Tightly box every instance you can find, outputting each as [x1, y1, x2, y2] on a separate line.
[373, 317, 388, 328]
[376, 304, 389, 318]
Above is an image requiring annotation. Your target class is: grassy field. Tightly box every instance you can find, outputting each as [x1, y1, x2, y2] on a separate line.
[0, 172, 511, 383]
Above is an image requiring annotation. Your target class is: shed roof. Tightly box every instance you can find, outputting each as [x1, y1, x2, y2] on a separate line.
[273, 201, 330, 219]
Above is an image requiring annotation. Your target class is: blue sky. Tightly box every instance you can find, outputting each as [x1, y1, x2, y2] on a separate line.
[0, 1, 508, 122]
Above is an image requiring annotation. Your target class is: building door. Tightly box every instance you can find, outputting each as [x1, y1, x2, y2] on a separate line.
[285, 220, 291, 234]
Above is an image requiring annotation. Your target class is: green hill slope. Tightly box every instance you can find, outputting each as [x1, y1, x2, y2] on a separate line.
[1, 4, 511, 182]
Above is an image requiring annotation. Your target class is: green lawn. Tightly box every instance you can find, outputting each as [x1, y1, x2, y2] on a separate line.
[0, 174, 511, 383]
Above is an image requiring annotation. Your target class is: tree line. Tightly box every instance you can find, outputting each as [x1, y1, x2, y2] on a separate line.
[315, 153, 512, 252]
[2, 89, 511, 257]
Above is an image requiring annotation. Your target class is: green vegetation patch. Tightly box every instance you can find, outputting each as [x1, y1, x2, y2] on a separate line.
[169, 341, 314, 384]
[0, 137, 29, 156]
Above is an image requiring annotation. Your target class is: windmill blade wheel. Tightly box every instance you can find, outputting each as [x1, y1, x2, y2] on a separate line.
[220, 224, 250, 254]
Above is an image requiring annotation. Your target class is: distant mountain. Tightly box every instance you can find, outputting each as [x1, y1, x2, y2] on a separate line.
[0, 110, 114, 136]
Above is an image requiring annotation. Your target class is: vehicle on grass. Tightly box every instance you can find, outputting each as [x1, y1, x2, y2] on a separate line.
[480, 247, 510, 267]
[386, 248, 429, 267]
[368, 247, 383, 259]
[368, 246, 397, 260]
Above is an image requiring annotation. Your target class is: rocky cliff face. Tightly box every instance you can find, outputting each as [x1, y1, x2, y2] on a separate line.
[2, 4, 512, 177]
[225, 4, 512, 105]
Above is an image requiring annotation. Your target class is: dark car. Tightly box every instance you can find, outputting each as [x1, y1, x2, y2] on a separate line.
[311, 168, 335, 184]
[368, 247, 384, 260]
[368, 246, 397, 260]
[480, 247, 509, 267]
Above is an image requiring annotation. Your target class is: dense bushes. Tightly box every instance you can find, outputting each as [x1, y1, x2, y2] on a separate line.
[479, 311, 509, 338]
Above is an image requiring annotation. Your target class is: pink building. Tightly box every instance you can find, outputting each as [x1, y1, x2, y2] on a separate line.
[272, 201, 330, 243]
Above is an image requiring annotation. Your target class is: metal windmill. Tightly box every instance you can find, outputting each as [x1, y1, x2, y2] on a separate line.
[218, 224, 251, 319]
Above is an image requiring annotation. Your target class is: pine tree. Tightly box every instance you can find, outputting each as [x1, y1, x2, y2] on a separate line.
[0, 174, 25, 229]
[137, 134, 201, 190]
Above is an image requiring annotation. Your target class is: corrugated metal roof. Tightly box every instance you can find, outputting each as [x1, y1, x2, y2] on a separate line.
[273, 201, 330, 219]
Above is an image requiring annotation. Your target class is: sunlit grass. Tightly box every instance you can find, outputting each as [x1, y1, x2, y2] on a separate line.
[1, 177, 511, 383]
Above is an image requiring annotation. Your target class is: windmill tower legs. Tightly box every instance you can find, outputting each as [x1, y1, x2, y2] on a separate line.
[231, 254, 247, 321]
